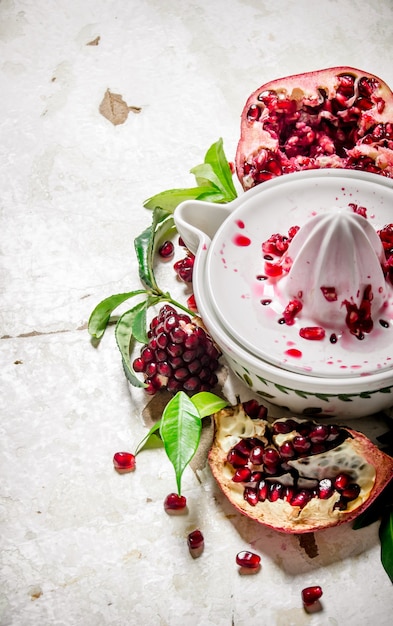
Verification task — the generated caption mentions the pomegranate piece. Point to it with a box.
[164,492,187,514]
[302,585,323,606]
[113,451,136,473]
[132,305,221,395]
[208,404,393,533]
[236,550,261,570]
[158,240,174,258]
[187,529,204,557]
[236,67,393,190]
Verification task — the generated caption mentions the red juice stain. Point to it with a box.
[235,220,245,229]
[285,348,302,358]
[233,234,251,246]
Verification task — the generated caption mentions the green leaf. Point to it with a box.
[143,187,213,213]
[204,137,237,201]
[160,391,202,494]
[190,392,228,418]
[134,421,163,455]
[115,302,148,388]
[132,304,148,344]
[189,163,222,191]
[88,291,146,340]
[379,509,393,583]
[134,208,175,290]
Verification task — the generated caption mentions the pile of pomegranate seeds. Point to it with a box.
[133,304,221,395]
[113,452,136,473]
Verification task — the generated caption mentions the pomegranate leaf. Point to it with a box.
[88,290,146,340]
[115,302,149,388]
[190,391,228,418]
[135,208,175,290]
[134,421,163,455]
[143,187,213,212]
[204,137,237,200]
[160,391,202,494]
[379,509,393,583]
[131,304,148,344]
[143,138,237,213]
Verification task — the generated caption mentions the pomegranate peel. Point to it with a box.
[236,66,393,190]
[208,404,393,533]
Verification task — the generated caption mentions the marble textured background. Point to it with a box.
[1,1,393,624]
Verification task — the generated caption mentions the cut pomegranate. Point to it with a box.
[113,452,136,473]
[302,585,323,606]
[208,403,393,533]
[164,492,187,514]
[236,67,393,190]
[236,550,261,570]
[132,305,221,395]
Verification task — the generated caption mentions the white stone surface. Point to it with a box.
[1,1,393,624]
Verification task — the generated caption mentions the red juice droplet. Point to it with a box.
[235,220,245,229]
[285,348,302,358]
[233,234,251,247]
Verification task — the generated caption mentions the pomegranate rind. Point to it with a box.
[208,406,393,533]
[235,66,393,190]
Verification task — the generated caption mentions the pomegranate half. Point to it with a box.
[208,403,393,533]
[235,66,393,190]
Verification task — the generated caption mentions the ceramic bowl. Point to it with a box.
[174,169,393,418]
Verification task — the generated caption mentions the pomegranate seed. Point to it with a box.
[289,489,313,508]
[318,478,334,499]
[334,473,351,491]
[273,419,296,434]
[309,424,329,442]
[268,482,284,501]
[187,529,204,557]
[186,294,198,312]
[236,551,261,570]
[249,445,264,465]
[263,448,280,467]
[232,467,252,483]
[279,441,295,459]
[113,452,136,473]
[301,585,323,606]
[227,449,249,468]
[292,435,311,454]
[244,487,259,506]
[258,480,269,501]
[164,493,187,514]
[242,399,261,418]
[158,240,174,258]
[299,326,326,340]
[132,357,145,373]
[340,483,360,501]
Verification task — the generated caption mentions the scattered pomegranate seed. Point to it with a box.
[301,585,323,606]
[113,452,136,473]
[158,240,174,258]
[186,294,198,312]
[299,326,326,340]
[187,529,204,557]
[236,550,261,571]
[164,492,187,514]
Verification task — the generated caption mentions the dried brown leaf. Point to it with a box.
[99,89,141,126]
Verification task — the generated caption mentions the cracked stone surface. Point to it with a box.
[1,1,393,625]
